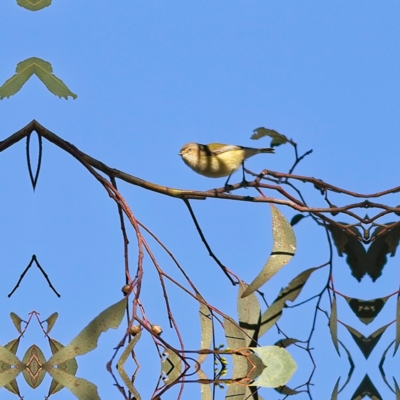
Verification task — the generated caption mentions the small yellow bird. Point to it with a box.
[179,142,274,185]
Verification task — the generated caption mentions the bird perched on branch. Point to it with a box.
[179,142,274,185]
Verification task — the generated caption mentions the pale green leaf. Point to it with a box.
[9,313,23,334]
[251,127,289,147]
[249,346,297,388]
[198,303,213,364]
[242,205,296,298]
[46,297,127,366]
[17,0,52,11]
[238,282,261,346]
[329,296,340,356]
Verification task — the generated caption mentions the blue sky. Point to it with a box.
[1,1,400,399]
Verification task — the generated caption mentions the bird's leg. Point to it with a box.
[241,161,249,187]
[224,171,233,189]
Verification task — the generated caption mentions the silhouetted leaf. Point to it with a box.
[394,377,400,400]
[259,267,320,337]
[329,296,340,356]
[351,374,382,400]
[17,0,52,11]
[45,297,127,366]
[328,224,367,281]
[238,282,261,346]
[379,340,396,394]
[343,295,387,325]
[395,295,400,355]
[0,57,77,100]
[290,214,306,226]
[26,131,42,190]
[343,323,390,359]
[275,385,301,395]
[249,346,297,388]
[251,127,289,147]
[331,377,340,400]
[242,205,296,298]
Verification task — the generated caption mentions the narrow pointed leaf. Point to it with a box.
[197,303,213,364]
[329,296,340,356]
[44,312,59,334]
[117,331,142,400]
[242,205,296,298]
[46,297,127,366]
[26,131,43,190]
[395,295,400,355]
[0,62,34,99]
[290,214,306,226]
[44,367,100,400]
[331,377,340,400]
[238,282,261,346]
[161,349,182,384]
[9,313,24,334]
[259,267,320,337]
[394,377,400,400]
[379,340,396,394]
[0,339,21,395]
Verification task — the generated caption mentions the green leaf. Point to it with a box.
[330,377,340,400]
[251,127,289,147]
[45,297,127,366]
[44,367,100,400]
[47,338,78,397]
[197,303,213,364]
[329,296,340,356]
[238,282,261,346]
[249,346,297,388]
[0,57,77,100]
[44,312,59,334]
[161,349,182,384]
[9,313,24,334]
[0,339,21,395]
[224,318,248,380]
[22,345,46,389]
[258,267,320,337]
[117,331,142,400]
[242,205,296,298]
[17,0,52,11]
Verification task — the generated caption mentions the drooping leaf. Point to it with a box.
[351,374,382,400]
[275,385,301,395]
[329,296,340,356]
[17,0,52,11]
[274,338,300,348]
[0,57,77,100]
[242,205,296,298]
[290,214,306,227]
[251,127,289,147]
[378,340,396,394]
[238,282,261,346]
[0,339,21,395]
[44,367,100,400]
[45,297,127,366]
[198,303,213,364]
[394,377,400,400]
[330,377,340,400]
[249,346,297,388]
[47,338,78,397]
[43,312,59,334]
[9,313,24,334]
[343,323,390,359]
[117,331,142,400]
[197,369,212,400]
[343,295,388,325]
[259,267,320,337]
[161,348,182,384]
[224,317,248,380]
[337,339,355,393]
[328,224,367,281]
[22,345,46,389]
[395,295,400,356]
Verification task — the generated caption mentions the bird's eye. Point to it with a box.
[187,148,191,153]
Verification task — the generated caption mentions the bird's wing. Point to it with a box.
[210,144,241,155]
